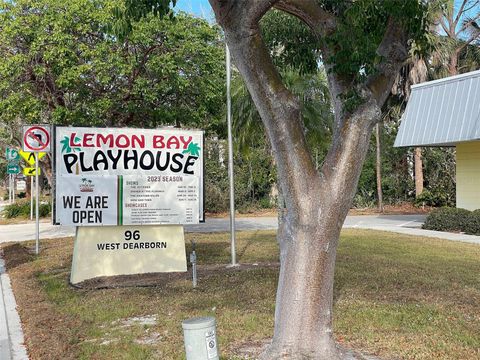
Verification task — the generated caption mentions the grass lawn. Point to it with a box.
[1,229,479,359]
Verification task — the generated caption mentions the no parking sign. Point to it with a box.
[23,125,51,152]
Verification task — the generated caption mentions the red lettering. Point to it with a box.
[83,133,94,147]
[166,136,180,149]
[131,135,145,148]
[97,134,114,147]
[153,135,165,149]
[115,134,130,148]
[180,136,192,149]
[69,133,81,147]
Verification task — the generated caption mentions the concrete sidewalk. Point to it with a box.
[0,253,28,360]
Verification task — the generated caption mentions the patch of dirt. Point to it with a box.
[135,330,162,345]
[111,314,157,327]
[229,340,383,360]
[207,202,430,218]
[349,202,432,215]
[206,209,277,218]
[1,243,35,270]
[75,262,279,289]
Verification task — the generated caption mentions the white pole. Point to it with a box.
[35,153,39,255]
[30,175,34,220]
[9,174,12,204]
[226,44,237,266]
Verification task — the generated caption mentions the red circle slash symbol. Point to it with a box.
[24,126,50,151]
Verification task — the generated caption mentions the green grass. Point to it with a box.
[5,230,480,359]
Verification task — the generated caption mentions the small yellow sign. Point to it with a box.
[23,167,41,176]
[19,149,46,166]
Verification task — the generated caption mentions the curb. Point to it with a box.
[0,253,29,360]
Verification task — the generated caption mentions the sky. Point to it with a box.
[173,0,479,21]
[174,0,213,19]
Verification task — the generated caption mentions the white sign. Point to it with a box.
[23,125,51,152]
[55,127,204,226]
[16,180,27,191]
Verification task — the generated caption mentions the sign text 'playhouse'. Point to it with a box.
[62,132,200,174]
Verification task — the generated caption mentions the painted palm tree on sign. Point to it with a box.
[182,142,201,157]
[60,136,81,154]
[60,136,81,174]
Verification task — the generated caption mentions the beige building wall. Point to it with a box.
[456,141,480,211]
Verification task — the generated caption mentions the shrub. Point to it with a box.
[2,200,51,219]
[464,209,480,235]
[414,190,450,207]
[422,207,471,232]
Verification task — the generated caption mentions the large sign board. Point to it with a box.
[55,127,204,226]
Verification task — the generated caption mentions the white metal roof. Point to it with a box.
[394,69,480,147]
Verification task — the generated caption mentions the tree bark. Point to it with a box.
[375,123,384,212]
[414,147,424,197]
[208,1,410,358]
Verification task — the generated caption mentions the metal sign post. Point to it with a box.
[10,174,15,203]
[30,176,34,220]
[8,174,12,204]
[35,152,39,255]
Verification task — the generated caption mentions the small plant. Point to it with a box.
[414,190,449,207]
[2,200,51,219]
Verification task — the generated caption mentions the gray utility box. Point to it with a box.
[182,317,219,360]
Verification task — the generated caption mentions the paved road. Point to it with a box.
[1,214,480,245]
[0,214,423,242]
[0,215,424,243]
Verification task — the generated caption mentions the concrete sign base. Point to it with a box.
[70,225,187,285]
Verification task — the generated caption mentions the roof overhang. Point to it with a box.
[394,69,480,148]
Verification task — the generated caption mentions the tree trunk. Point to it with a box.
[375,123,384,212]
[406,58,428,200]
[414,147,424,197]
[448,50,459,76]
[208,1,409,358]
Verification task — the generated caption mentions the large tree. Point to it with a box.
[206,1,427,358]
[0,0,225,132]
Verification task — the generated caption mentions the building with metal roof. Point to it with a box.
[395,69,480,210]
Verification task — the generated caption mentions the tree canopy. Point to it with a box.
[0,0,225,136]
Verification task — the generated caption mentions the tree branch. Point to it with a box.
[454,0,469,27]
[209,0,323,217]
[440,18,450,35]
[274,0,337,37]
[209,0,280,30]
[270,0,349,130]
[366,17,409,106]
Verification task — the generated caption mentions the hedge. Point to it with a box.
[2,200,51,219]
[423,207,480,235]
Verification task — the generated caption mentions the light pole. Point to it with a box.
[226,44,237,266]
